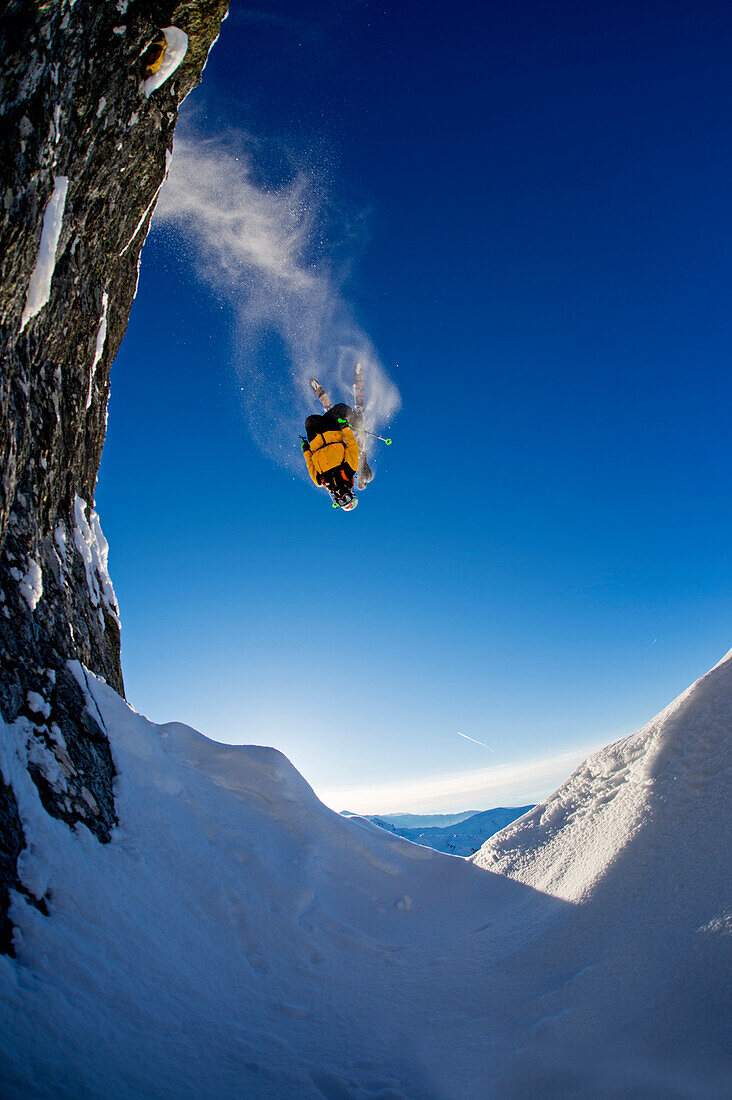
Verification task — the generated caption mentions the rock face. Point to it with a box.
[0,0,229,953]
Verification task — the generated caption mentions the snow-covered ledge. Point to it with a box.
[143,27,189,98]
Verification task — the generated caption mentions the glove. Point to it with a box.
[300,436,310,452]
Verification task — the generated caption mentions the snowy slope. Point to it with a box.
[0,653,730,1097]
[0,674,548,1099]
[474,648,732,1093]
[474,648,732,901]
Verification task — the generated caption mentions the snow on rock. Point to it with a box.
[20,176,68,331]
[142,27,188,98]
[0,654,729,1097]
[0,0,228,941]
[85,291,108,410]
[26,730,67,794]
[10,558,43,611]
[53,522,68,566]
[72,496,119,626]
[26,692,51,721]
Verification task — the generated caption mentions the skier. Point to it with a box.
[301,402,361,511]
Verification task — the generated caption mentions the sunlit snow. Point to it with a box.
[72,496,119,626]
[0,652,729,1096]
[20,176,68,332]
[10,558,43,611]
[142,27,188,98]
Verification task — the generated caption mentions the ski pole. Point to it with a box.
[338,418,392,445]
[361,427,392,445]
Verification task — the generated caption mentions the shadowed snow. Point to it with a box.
[0,653,729,1097]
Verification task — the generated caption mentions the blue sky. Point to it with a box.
[97,1,732,812]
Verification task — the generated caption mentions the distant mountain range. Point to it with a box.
[342,807,535,857]
[341,810,481,829]
[380,811,481,829]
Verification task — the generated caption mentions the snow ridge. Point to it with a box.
[474,649,732,903]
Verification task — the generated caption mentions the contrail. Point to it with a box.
[457,732,493,751]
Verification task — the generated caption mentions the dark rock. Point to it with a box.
[0,776,26,956]
[0,1,229,951]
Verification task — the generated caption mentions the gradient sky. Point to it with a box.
[96,0,732,813]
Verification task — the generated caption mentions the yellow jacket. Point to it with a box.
[304,427,359,486]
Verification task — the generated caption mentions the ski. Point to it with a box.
[353,362,374,487]
[309,377,333,411]
[310,370,372,488]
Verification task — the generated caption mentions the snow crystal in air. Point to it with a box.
[72,496,120,626]
[20,176,68,331]
[86,292,109,409]
[142,27,188,98]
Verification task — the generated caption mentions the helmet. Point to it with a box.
[340,494,358,511]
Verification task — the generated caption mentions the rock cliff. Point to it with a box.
[0,0,229,952]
